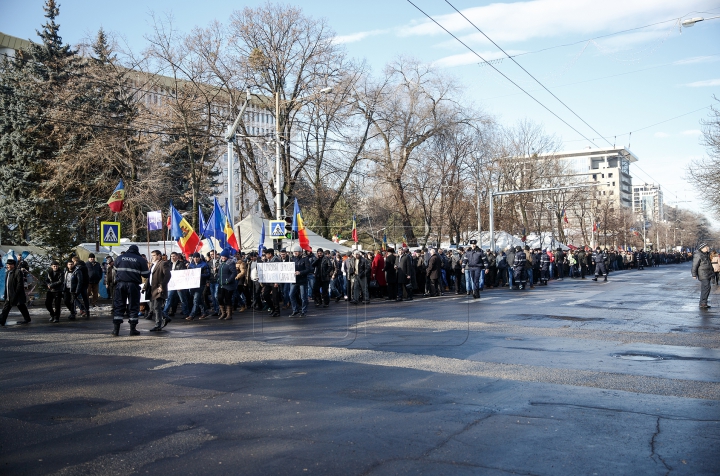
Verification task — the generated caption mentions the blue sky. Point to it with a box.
[2,0,719,220]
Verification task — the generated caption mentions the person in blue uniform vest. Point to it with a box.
[112,245,150,336]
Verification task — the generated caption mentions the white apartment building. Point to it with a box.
[632,183,664,222]
[540,147,638,209]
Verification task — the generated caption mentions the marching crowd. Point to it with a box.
[1,240,694,333]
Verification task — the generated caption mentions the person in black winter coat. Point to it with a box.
[1,259,31,326]
[86,254,103,307]
[62,260,82,320]
[692,243,714,309]
[384,249,398,301]
[72,256,91,317]
[44,261,64,322]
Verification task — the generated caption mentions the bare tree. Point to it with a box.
[368,57,466,245]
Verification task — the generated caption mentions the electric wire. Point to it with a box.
[405,0,600,148]
[444,0,614,149]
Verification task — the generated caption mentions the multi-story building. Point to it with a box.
[546,147,637,210]
[632,183,663,222]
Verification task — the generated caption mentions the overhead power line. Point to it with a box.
[405,0,601,147]
[443,0,614,149]
[563,105,712,144]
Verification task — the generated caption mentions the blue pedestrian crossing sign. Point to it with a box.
[269,220,286,237]
[100,221,121,246]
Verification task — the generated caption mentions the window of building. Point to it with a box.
[592,174,597,180]
[612,182,615,186]
[608,173,613,178]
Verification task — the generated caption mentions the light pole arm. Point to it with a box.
[224,90,252,142]
[225,90,252,224]
[488,183,607,252]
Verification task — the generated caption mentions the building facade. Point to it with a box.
[632,183,664,222]
[548,147,637,210]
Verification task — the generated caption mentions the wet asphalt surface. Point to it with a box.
[1,262,719,475]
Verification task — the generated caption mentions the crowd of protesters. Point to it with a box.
[0,241,694,328]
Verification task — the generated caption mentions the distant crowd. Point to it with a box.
[0,243,693,329]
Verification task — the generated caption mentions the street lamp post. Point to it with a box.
[681,15,720,27]
[489,183,605,251]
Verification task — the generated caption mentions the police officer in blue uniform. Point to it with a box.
[112,245,150,336]
[591,247,608,282]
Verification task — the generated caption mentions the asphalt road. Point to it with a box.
[1,262,719,475]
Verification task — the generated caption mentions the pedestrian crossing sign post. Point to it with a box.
[269,220,286,237]
[100,221,121,247]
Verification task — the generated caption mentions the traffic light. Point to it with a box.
[284,216,295,240]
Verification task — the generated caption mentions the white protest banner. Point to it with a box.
[167,268,202,291]
[139,284,148,303]
[258,262,296,283]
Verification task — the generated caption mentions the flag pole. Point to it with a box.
[146,212,151,258]
[162,211,166,256]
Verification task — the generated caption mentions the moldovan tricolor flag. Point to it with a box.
[107,179,125,212]
[562,209,568,224]
[170,202,201,259]
[592,221,598,232]
[223,199,239,252]
[292,198,310,251]
[351,215,358,243]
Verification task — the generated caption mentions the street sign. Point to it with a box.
[269,220,286,237]
[100,221,121,246]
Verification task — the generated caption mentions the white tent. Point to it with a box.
[237,215,353,254]
[523,233,570,251]
[463,231,525,251]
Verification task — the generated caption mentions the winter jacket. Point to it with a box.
[114,252,150,285]
[384,254,397,283]
[3,268,26,304]
[218,260,238,291]
[86,261,103,284]
[44,268,64,293]
[291,255,312,285]
[426,254,442,280]
[62,268,82,294]
[692,250,714,281]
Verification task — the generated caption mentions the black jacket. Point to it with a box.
[62,268,81,294]
[397,253,412,284]
[384,254,397,283]
[3,268,25,304]
[217,260,238,291]
[291,255,312,285]
[114,252,150,284]
[86,261,103,284]
[45,268,64,293]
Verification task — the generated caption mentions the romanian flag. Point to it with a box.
[292,198,310,251]
[223,199,239,252]
[170,202,201,259]
[562,209,568,224]
[592,221,598,232]
[352,215,357,242]
[107,179,125,212]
